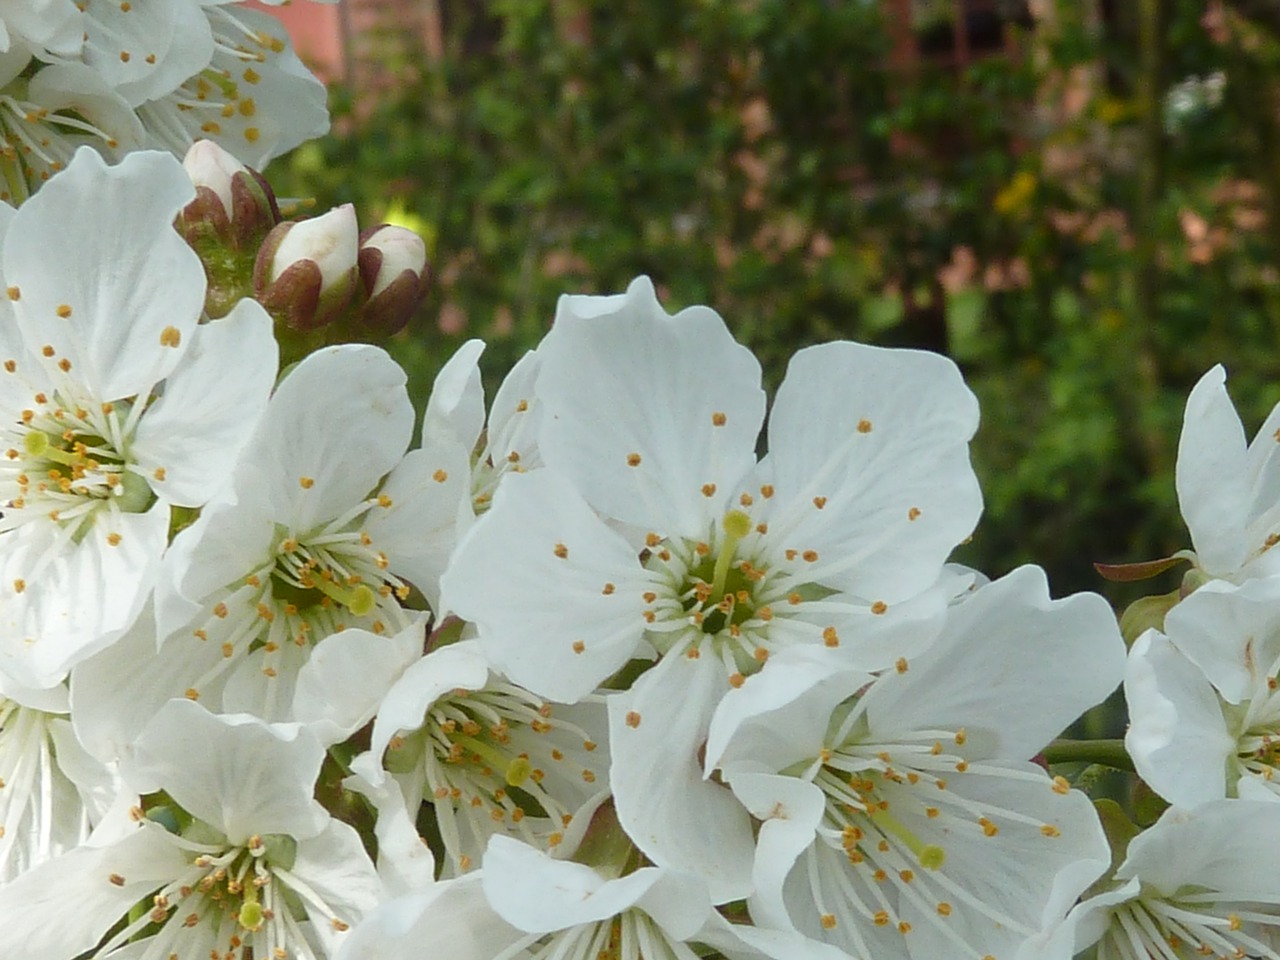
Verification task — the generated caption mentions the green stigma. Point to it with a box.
[722,509,752,540]
[918,844,946,871]
[506,755,533,787]
[866,805,947,870]
[312,577,377,617]
[237,899,264,931]
[22,429,48,457]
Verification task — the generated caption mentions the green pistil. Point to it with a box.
[865,805,946,870]
[310,576,376,617]
[454,734,521,782]
[710,509,752,601]
[237,888,264,931]
[22,431,94,474]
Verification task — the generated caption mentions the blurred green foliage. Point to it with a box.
[271,0,1280,609]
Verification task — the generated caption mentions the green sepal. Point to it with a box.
[1118,589,1180,646]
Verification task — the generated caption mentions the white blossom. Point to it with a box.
[0,147,276,689]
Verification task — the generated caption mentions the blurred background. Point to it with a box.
[254,0,1276,611]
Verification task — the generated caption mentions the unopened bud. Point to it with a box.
[253,204,359,332]
[356,224,431,334]
[178,139,280,250]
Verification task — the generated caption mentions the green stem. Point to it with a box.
[1042,738,1134,773]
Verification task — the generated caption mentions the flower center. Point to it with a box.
[179,497,412,707]
[389,682,602,874]
[93,826,352,959]
[641,507,843,685]
[1,391,153,535]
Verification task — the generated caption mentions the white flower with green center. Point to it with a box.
[0,147,276,690]
[1023,800,1280,960]
[1126,575,1280,807]
[156,343,464,720]
[350,639,608,877]
[703,566,1122,960]
[0,698,382,958]
[444,276,981,699]
[442,276,982,897]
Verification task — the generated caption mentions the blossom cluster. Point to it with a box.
[0,8,1274,958]
[0,0,331,203]
[0,138,1116,960]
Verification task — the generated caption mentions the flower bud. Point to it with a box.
[253,203,359,332]
[178,139,280,250]
[356,224,431,334]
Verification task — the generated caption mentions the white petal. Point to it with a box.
[128,699,328,843]
[4,148,202,400]
[422,337,486,449]
[608,654,755,903]
[483,834,665,932]
[290,819,384,943]
[0,823,187,956]
[861,763,1108,960]
[240,344,413,533]
[860,565,1125,759]
[291,618,425,745]
[1124,630,1234,808]
[363,440,474,611]
[363,640,492,782]
[157,492,275,639]
[763,341,981,601]
[486,348,543,463]
[1121,799,1280,900]
[70,608,226,766]
[706,649,873,775]
[219,638,312,722]
[183,8,329,167]
[1176,365,1252,575]
[726,771,826,932]
[132,299,278,507]
[0,505,167,688]
[332,876,526,960]
[341,771,437,895]
[83,0,212,105]
[1015,878,1142,960]
[442,469,648,703]
[1161,575,1280,703]
[537,275,764,536]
